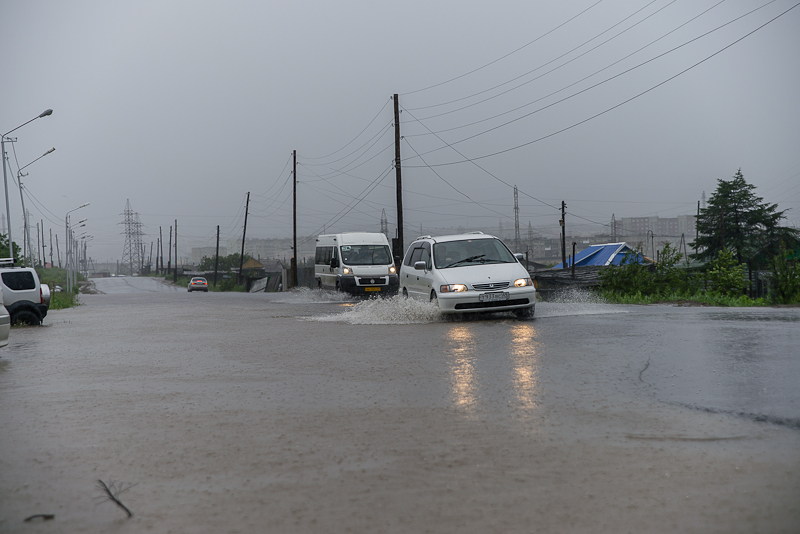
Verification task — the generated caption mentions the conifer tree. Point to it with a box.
[691,169,799,267]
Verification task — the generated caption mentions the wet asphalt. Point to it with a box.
[0,276,798,533]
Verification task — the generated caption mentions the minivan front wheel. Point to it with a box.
[402,288,408,299]
[430,290,439,307]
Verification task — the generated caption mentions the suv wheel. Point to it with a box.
[12,309,40,326]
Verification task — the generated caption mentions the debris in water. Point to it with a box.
[23,514,55,522]
[96,479,137,518]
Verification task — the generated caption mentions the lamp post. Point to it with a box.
[65,203,89,293]
[1,109,53,263]
[17,147,55,265]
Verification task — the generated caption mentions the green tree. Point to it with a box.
[198,252,251,271]
[0,234,22,263]
[691,169,799,267]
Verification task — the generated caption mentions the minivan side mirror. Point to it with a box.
[414,261,427,271]
[514,253,525,261]
[330,258,340,268]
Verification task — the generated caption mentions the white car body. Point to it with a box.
[400,233,535,316]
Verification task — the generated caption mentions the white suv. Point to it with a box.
[399,233,535,317]
[0,264,50,325]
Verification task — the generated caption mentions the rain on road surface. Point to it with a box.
[1,276,798,533]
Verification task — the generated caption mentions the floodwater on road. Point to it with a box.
[1,276,798,533]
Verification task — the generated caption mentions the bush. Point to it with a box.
[768,244,800,304]
[706,248,747,297]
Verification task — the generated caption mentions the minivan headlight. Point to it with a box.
[514,278,533,287]
[440,284,468,293]
[389,266,396,274]
[343,267,351,275]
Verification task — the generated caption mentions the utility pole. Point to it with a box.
[695,201,700,257]
[239,192,250,285]
[214,224,220,288]
[149,241,153,273]
[49,228,53,267]
[159,226,163,274]
[56,234,61,268]
[612,214,618,239]
[292,150,298,288]
[167,226,172,276]
[393,94,404,265]
[560,201,567,269]
[513,185,520,252]
[174,219,178,283]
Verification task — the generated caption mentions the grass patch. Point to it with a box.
[599,290,768,307]
[49,291,79,309]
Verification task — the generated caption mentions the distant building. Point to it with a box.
[192,246,227,265]
[618,215,696,239]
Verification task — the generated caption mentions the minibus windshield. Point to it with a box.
[340,245,392,266]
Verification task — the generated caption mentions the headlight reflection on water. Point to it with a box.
[510,323,540,411]
[446,326,479,410]
[445,322,541,414]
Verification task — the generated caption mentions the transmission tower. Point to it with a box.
[513,185,520,251]
[380,209,388,238]
[120,199,144,275]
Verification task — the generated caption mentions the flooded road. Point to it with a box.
[1,277,798,533]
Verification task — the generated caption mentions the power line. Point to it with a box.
[401,0,607,96]
[405,0,666,112]
[404,0,732,135]
[403,2,800,168]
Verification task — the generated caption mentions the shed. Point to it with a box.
[552,242,646,269]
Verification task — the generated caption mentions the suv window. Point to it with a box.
[2,271,36,291]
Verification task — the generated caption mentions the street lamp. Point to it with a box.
[65,203,89,293]
[1,109,53,264]
[17,147,56,265]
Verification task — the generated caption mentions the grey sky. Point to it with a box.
[2,0,798,263]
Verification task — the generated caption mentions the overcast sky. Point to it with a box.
[2,0,798,264]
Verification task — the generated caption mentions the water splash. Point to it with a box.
[536,288,627,318]
[273,287,356,304]
[311,296,443,324]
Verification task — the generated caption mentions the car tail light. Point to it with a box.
[40,287,44,303]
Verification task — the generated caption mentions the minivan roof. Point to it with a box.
[318,232,390,246]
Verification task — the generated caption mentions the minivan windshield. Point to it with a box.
[433,238,516,269]
[340,244,392,266]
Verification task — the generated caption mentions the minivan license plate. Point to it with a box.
[480,292,508,302]
[364,287,381,292]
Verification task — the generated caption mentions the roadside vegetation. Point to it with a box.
[599,170,800,306]
[36,267,83,309]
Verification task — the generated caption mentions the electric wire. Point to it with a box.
[406,0,666,112]
[404,0,732,136]
[401,0,606,96]
[300,99,392,160]
[403,2,800,168]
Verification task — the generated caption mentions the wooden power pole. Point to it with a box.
[238,192,250,285]
[292,150,298,288]
[214,224,220,288]
[393,94,404,264]
[173,219,178,282]
[561,201,567,269]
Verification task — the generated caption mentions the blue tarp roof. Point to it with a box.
[553,242,645,268]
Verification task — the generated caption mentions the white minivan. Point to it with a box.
[314,233,399,296]
[399,232,535,317]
